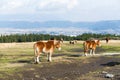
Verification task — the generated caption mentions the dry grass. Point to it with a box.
[101,40,120,46]
[0,40,119,80]
[0,40,119,67]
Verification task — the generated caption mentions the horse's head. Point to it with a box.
[96,40,101,47]
[54,40,61,51]
[60,38,64,43]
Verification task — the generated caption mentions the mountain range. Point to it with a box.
[0,20,120,36]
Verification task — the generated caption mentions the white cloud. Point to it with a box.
[36,0,78,11]
[0,0,24,14]
[0,0,120,21]
[79,0,120,11]
[67,0,78,10]
[0,0,78,14]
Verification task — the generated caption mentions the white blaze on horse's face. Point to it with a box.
[54,40,62,51]
[56,43,61,51]
[98,44,101,47]
[56,42,61,51]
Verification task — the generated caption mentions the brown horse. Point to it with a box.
[33,40,61,63]
[83,40,101,56]
[105,37,110,43]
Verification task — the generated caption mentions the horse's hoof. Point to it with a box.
[34,62,40,64]
[84,54,87,56]
[47,60,52,62]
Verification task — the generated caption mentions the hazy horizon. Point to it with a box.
[0,0,120,35]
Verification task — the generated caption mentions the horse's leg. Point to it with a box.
[34,47,38,64]
[36,55,40,63]
[34,57,37,63]
[83,42,89,56]
[84,50,88,56]
[90,49,92,55]
[47,52,52,62]
[85,53,88,56]
[34,56,39,64]
[34,47,41,64]
[84,47,87,56]
[34,54,40,64]
[92,49,95,55]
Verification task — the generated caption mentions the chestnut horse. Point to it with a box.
[83,40,101,56]
[33,40,61,63]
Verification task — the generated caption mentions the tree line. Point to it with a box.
[0,33,119,43]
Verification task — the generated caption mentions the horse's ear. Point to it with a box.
[98,39,101,42]
[58,40,63,44]
[96,39,99,41]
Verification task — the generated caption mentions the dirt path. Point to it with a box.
[3,55,119,80]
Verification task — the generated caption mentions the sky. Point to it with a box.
[0,0,120,22]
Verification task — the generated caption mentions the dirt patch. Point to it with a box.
[1,55,119,80]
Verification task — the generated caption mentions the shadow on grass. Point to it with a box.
[68,54,82,57]
[53,54,67,57]
[11,59,33,64]
[53,53,82,58]
[17,60,31,63]
[69,47,105,54]
[101,62,120,67]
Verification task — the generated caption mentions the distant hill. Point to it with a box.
[0,20,120,35]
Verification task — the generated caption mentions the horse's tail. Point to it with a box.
[33,43,38,56]
[83,41,87,52]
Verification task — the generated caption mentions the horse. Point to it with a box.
[33,40,61,64]
[69,41,75,44]
[105,37,110,43]
[60,38,64,43]
[69,40,77,44]
[83,40,101,56]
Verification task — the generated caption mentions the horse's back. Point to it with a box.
[34,41,45,48]
[34,40,55,52]
[45,40,54,50]
[83,40,96,49]
[34,41,46,52]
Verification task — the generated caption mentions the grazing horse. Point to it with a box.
[83,40,101,56]
[33,40,61,63]
[69,40,77,44]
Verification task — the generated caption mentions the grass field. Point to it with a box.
[0,40,120,80]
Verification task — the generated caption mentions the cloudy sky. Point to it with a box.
[0,0,120,22]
